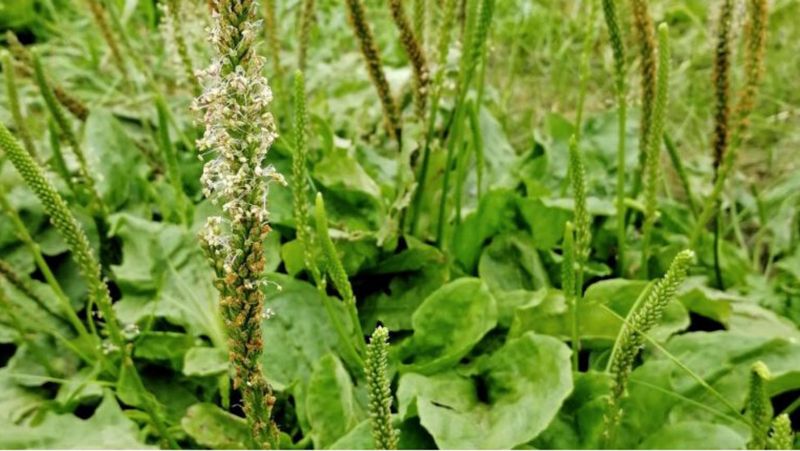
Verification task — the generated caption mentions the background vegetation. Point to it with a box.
[0,0,799,449]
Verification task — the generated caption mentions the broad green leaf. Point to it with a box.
[306,354,364,449]
[509,280,690,348]
[260,274,347,390]
[656,332,800,425]
[83,111,148,209]
[312,146,385,231]
[677,279,737,325]
[398,333,573,449]
[0,368,44,423]
[0,392,153,449]
[479,232,548,292]
[400,278,497,374]
[181,403,250,450]
[361,240,448,331]
[133,332,195,368]
[183,347,228,377]
[637,422,746,449]
[452,190,521,273]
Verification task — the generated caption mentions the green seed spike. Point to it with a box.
[768,414,795,450]
[562,222,579,370]
[641,23,670,278]
[262,0,284,83]
[747,361,772,450]
[315,193,367,356]
[601,0,629,276]
[711,0,734,176]
[413,0,425,48]
[345,0,402,142]
[366,326,399,450]
[297,0,316,71]
[0,121,123,347]
[5,31,89,122]
[568,135,590,266]
[388,0,430,120]
[604,249,694,446]
[2,52,38,161]
[735,0,769,137]
[164,0,201,96]
[86,0,130,86]
[31,51,106,219]
[629,0,657,198]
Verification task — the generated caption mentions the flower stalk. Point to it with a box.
[641,23,670,278]
[601,0,628,276]
[194,1,284,447]
[366,326,399,450]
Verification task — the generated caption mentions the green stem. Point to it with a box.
[663,133,697,217]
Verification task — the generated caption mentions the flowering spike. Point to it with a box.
[344,0,401,141]
[297,0,316,71]
[630,0,657,197]
[0,121,122,347]
[2,52,38,161]
[194,0,284,447]
[388,0,430,120]
[604,249,694,445]
[315,193,367,356]
[366,326,399,450]
[160,0,202,95]
[562,222,579,370]
[5,31,89,121]
[747,361,772,450]
[769,414,795,450]
[31,51,106,218]
[711,0,734,176]
[569,135,590,265]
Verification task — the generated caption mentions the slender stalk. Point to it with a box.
[467,100,484,200]
[640,23,670,279]
[663,133,697,217]
[601,0,628,276]
[162,0,202,96]
[562,222,579,370]
[408,0,458,235]
[155,100,188,225]
[574,0,597,140]
[628,0,657,200]
[2,52,38,161]
[315,193,368,357]
[292,72,364,371]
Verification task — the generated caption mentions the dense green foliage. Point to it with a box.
[0,0,798,449]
